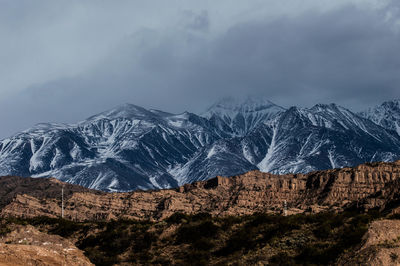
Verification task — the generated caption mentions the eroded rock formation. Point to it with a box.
[1,160,400,221]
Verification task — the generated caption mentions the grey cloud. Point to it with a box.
[1,2,400,138]
[181,10,210,32]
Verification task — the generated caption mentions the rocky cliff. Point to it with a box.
[1,160,400,221]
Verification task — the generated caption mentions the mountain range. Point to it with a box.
[1,97,400,191]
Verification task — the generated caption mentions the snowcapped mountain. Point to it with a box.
[253,104,400,174]
[1,98,400,191]
[0,104,220,191]
[359,100,400,136]
[203,97,285,137]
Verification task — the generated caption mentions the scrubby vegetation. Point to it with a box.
[0,210,383,265]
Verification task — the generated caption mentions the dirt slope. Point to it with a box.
[338,219,400,265]
[0,225,92,266]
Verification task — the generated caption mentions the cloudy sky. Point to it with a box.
[0,0,399,138]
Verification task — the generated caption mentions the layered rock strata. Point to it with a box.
[1,160,400,221]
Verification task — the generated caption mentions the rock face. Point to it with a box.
[0,176,103,210]
[0,225,93,266]
[338,219,400,265]
[1,97,400,192]
[1,161,400,221]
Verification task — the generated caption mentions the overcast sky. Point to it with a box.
[0,0,399,138]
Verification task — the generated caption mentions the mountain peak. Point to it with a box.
[362,99,400,114]
[85,103,156,121]
[203,96,285,118]
[359,99,400,136]
[209,96,281,110]
[200,96,285,136]
[381,99,400,110]
[312,103,337,108]
[309,103,341,112]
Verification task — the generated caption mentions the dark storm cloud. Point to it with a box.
[1,1,400,138]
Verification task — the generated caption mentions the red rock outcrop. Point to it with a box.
[1,160,400,221]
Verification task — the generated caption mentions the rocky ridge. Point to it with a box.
[1,160,400,221]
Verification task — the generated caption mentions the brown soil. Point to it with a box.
[0,225,92,266]
[338,219,400,265]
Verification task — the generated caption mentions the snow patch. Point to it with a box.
[50,148,63,168]
[30,154,45,172]
[149,176,162,189]
[167,163,190,186]
[168,119,184,128]
[70,143,81,160]
[257,126,278,172]
[328,149,336,169]
[89,172,110,189]
[207,146,217,159]
[242,143,255,164]
[107,178,120,191]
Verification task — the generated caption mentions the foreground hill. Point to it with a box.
[0,224,93,266]
[1,210,400,265]
[1,98,400,191]
[2,160,400,221]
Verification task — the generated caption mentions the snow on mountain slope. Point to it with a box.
[170,139,257,185]
[359,100,400,136]
[0,104,219,191]
[253,104,400,174]
[202,96,285,137]
[1,99,400,191]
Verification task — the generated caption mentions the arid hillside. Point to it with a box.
[0,223,93,266]
[1,160,400,221]
[2,211,400,265]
